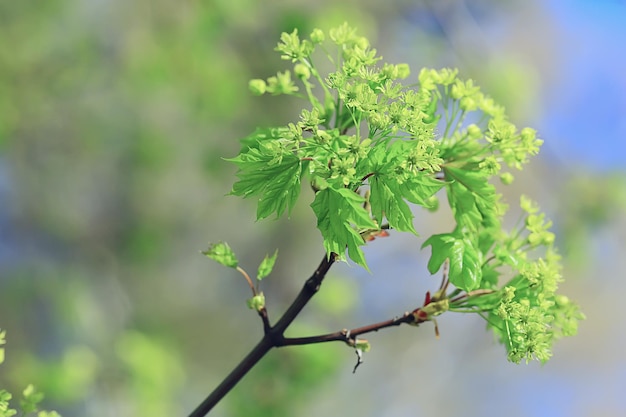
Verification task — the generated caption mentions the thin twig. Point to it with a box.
[280,311,425,346]
[236,266,256,296]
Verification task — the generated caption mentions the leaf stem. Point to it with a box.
[236,266,256,296]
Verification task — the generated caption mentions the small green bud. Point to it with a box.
[266,71,299,95]
[451,83,463,100]
[520,195,539,214]
[467,124,482,139]
[542,232,555,245]
[496,304,508,320]
[425,195,439,212]
[500,172,514,185]
[310,28,325,44]
[478,156,501,174]
[247,293,265,311]
[354,339,371,352]
[502,286,516,302]
[294,63,311,80]
[421,298,449,317]
[355,36,369,50]
[438,68,458,85]
[460,96,477,111]
[479,96,505,118]
[527,232,542,247]
[311,176,329,191]
[520,127,537,143]
[368,112,389,130]
[554,295,570,307]
[248,79,266,96]
[418,68,436,90]
[396,63,410,79]
[315,130,331,144]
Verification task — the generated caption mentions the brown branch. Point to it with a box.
[280,310,427,347]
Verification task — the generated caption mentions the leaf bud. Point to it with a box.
[354,339,371,352]
[247,293,266,311]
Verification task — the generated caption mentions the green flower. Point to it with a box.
[266,71,299,95]
[310,28,325,44]
[275,29,313,62]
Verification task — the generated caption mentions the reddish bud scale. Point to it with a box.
[415,309,428,321]
[364,230,390,242]
[423,291,432,305]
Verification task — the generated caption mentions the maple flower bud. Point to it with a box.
[248,79,266,96]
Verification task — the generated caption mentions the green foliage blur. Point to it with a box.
[0,1,377,415]
[1,1,624,416]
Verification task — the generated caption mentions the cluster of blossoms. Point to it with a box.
[232,23,582,363]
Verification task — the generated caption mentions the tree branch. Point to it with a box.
[280,310,427,346]
[188,252,337,417]
[188,336,273,417]
[272,253,337,334]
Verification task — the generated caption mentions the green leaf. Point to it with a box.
[365,141,444,232]
[370,175,416,233]
[422,233,483,291]
[257,250,278,280]
[444,166,499,230]
[202,242,238,268]
[449,237,482,291]
[398,173,445,207]
[238,127,283,151]
[228,141,302,220]
[480,264,500,290]
[311,187,378,268]
[422,233,455,274]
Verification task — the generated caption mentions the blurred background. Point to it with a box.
[1,0,625,416]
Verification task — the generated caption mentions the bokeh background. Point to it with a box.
[1,0,625,416]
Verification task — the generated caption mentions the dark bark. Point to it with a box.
[188,253,336,416]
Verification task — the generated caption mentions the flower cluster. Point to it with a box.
[231,23,583,363]
[450,196,584,363]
